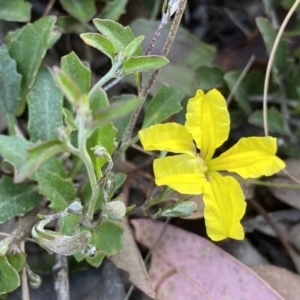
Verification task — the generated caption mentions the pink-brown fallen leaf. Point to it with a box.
[251,264,300,300]
[132,219,283,300]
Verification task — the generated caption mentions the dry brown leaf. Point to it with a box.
[251,264,300,300]
[109,219,156,299]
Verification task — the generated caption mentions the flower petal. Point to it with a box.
[208,137,286,178]
[139,123,196,155]
[203,172,246,241]
[185,89,230,161]
[153,154,207,194]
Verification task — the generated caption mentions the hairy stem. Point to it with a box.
[77,116,99,222]
[88,60,123,100]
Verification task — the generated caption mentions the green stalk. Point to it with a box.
[77,116,99,222]
[88,60,123,100]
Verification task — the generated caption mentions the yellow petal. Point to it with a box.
[153,154,207,194]
[185,89,230,161]
[138,123,196,155]
[208,137,286,178]
[203,172,246,241]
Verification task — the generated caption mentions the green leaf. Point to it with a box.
[61,213,81,236]
[49,27,62,49]
[248,107,287,135]
[87,123,117,178]
[89,88,109,114]
[114,173,127,190]
[15,140,68,183]
[195,66,225,90]
[6,253,26,273]
[0,176,42,223]
[92,221,123,255]
[86,251,105,268]
[80,33,116,61]
[110,95,135,142]
[0,0,31,22]
[93,19,136,53]
[126,63,196,96]
[0,254,20,294]
[142,85,184,128]
[98,0,128,21]
[57,16,80,33]
[92,97,140,129]
[122,56,169,75]
[0,135,32,169]
[130,19,216,69]
[59,0,96,22]
[61,52,91,94]
[36,169,77,212]
[123,35,144,59]
[40,157,68,179]
[54,68,83,106]
[224,71,252,114]
[28,66,63,142]
[256,17,290,73]
[0,44,21,132]
[8,16,57,107]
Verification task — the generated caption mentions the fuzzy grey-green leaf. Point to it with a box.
[8,16,56,104]
[15,140,68,183]
[80,33,116,61]
[0,44,21,130]
[36,169,77,212]
[93,19,136,53]
[98,0,128,21]
[93,221,123,255]
[54,68,83,106]
[122,56,169,75]
[59,0,96,22]
[142,85,184,128]
[28,66,63,142]
[0,0,31,22]
[0,255,20,294]
[61,52,91,94]
[0,135,32,169]
[0,176,42,223]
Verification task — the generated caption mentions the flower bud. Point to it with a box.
[102,201,126,221]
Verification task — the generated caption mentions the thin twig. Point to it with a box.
[53,219,70,300]
[43,0,56,17]
[263,0,300,136]
[21,239,30,300]
[224,8,252,37]
[248,198,300,273]
[226,55,256,105]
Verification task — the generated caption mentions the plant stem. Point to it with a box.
[88,60,123,100]
[77,116,99,222]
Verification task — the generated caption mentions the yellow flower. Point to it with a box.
[138,89,285,241]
